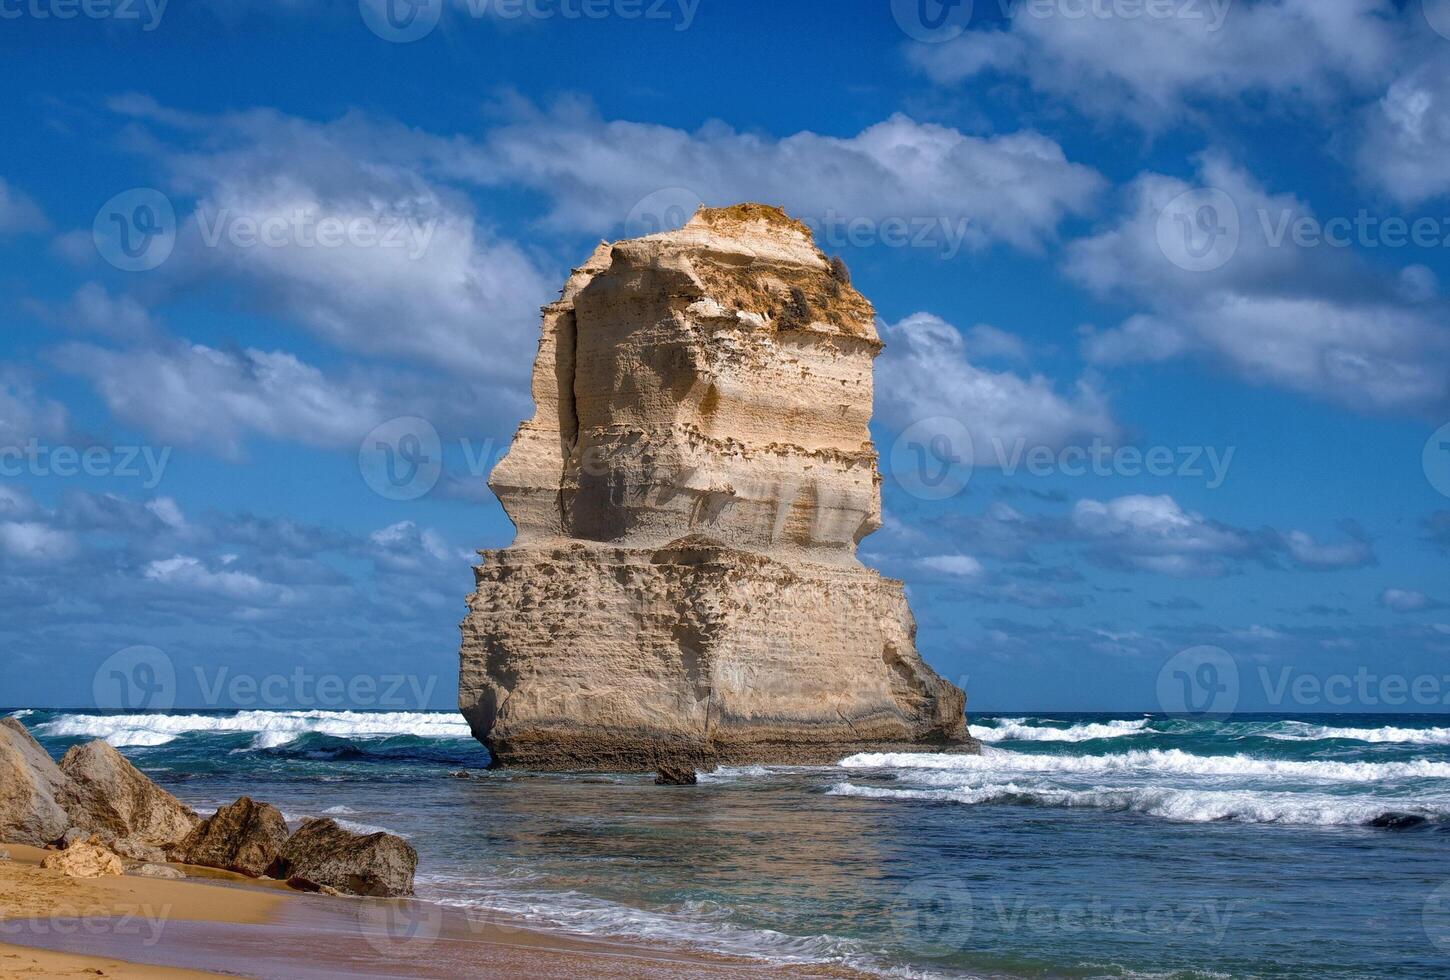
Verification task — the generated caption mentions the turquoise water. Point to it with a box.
[13,708,1450,978]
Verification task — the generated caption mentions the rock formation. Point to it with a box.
[460,204,971,771]
[0,717,73,846]
[176,796,288,878]
[58,740,199,853]
[279,818,418,897]
[40,836,124,878]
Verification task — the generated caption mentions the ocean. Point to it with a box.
[12,707,1450,978]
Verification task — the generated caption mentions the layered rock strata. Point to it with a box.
[460,204,971,770]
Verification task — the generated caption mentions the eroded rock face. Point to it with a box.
[279,818,417,897]
[461,205,971,771]
[0,717,73,846]
[176,796,288,877]
[59,740,199,852]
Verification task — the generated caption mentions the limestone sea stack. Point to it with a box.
[460,204,972,771]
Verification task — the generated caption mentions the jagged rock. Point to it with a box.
[40,836,124,878]
[59,740,199,852]
[130,862,185,879]
[654,766,697,785]
[460,204,972,770]
[0,717,74,846]
[175,796,288,878]
[278,818,416,897]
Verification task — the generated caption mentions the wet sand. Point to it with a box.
[0,843,863,978]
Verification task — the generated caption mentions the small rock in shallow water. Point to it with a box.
[1368,812,1428,830]
[176,796,288,877]
[449,771,471,779]
[130,863,184,879]
[654,766,697,786]
[279,818,416,897]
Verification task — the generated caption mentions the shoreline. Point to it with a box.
[0,843,871,979]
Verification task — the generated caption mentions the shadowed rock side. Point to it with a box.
[460,204,972,770]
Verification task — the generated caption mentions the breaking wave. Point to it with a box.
[840,748,1450,782]
[827,781,1450,827]
[33,710,473,749]
[971,717,1153,743]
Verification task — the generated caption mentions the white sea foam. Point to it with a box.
[1263,722,1450,745]
[34,710,472,748]
[971,718,1153,743]
[827,781,1449,827]
[840,748,1450,783]
[418,882,942,978]
[7,709,34,719]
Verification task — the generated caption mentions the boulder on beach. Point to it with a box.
[279,818,417,897]
[176,796,289,877]
[40,836,125,878]
[59,739,200,852]
[0,717,74,846]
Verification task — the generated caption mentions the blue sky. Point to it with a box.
[2,0,1449,713]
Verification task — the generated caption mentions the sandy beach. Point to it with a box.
[0,843,864,979]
